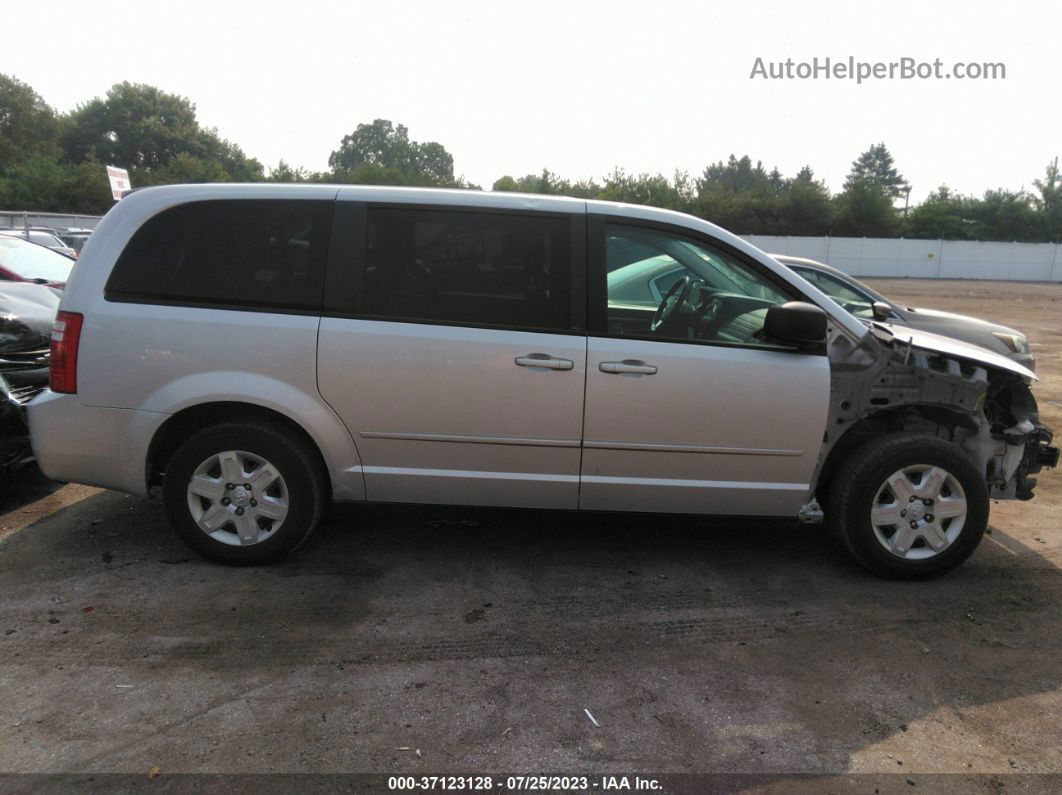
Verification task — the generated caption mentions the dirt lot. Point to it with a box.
[1,280,1061,792]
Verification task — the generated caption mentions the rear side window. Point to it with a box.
[106,200,333,311]
[360,208,571,331]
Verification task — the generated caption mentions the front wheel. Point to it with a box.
[827,433,989,579]
[162,420,327,565]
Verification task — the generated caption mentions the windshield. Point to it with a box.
[0,236,75,282]
[28,231,65,248]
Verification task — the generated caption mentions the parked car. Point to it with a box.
[28,185,1057,578]
[0,234,76,287]
[57,228,93,254]
[0,373,32,471]
[0,228,78,259]
[772,255,1035,370]
[0,282,58,470]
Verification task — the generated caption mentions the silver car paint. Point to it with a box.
[580,336,830,515]
[28,183,1028,515]
[31,184,365,500]
[317,319,586,508]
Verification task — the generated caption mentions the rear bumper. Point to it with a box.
[27,390,166,497]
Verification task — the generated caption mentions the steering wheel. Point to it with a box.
[651,274,694,334]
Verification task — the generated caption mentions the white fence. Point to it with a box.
[0,211,103,231]
[743,235,1062,282]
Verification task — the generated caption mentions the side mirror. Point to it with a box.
[872,301,894,321]
[764,301,828,346]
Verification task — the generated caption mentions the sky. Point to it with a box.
[5,0,1060,202]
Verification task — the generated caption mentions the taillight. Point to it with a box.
[49,311,83,394]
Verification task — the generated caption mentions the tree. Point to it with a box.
[832,144,908,235]
[693,156,781,232]
[775,166,832,235]
[61,82,262,184]
[0,154,112,214]
[493,169,562,194]
[328,119,462,187]
[598,168,691,211]
[698,155,773,195]
[833,179,900,236]
[971,189,1041,242]
[844,143,909,199]
[0,74,60,174]
[491,169,601,197]
[266,160,328,183]
[1032,157,1062,241]
[903,186,974,239]
[492,175,519,192]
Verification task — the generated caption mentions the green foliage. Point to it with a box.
[774,166,832,235]
[973,189,1041,242]
[833,179,900,237]
[0,75,60,174]
[904,186,974,239]
[492,175,520,192]
[1032,158,1062,241]
[0,154,112,214]
[693,156,781,232]
[844,142,908,198]
[328,119,469,187]
[60,82,263,185]
[904,185,1045,242]
[831,143,909,236]
[492,170,599,197]
[266,160,328,183]
[600,168,692,209]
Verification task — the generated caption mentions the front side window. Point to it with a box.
[361,208,571,331]
[107,200,333,311]
[604,224,791,346]
[794,268,874,318]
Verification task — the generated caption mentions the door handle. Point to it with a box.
[515,353,574,371]
[600,360,658,375]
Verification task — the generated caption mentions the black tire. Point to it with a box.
[162,420,327,565]
[827,432,989,579]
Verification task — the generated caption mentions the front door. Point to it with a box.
[579,219,830,516]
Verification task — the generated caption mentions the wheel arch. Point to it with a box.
[814,403,979,506]
[146,400,363,501]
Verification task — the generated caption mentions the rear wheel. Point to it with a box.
[162,420,326,565]
[827,433,988,579]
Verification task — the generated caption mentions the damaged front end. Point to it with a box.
[815,321,1058,507]
[977,373,1058,499]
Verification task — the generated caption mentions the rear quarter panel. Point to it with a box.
[60,186,365,500]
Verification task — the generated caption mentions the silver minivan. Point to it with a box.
[28,185,1058,578]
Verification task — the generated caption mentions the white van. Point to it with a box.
[28,184,1057,577]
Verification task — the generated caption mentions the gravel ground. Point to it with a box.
[1,279,1060,792]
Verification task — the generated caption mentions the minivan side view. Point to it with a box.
[28,185,1058,578]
